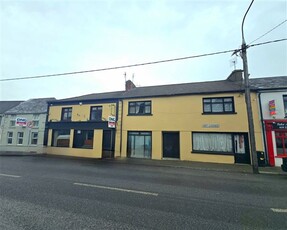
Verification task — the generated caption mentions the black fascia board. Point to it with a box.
[47,121,110,130]
[120,89,247,100]
[48,98,119,106]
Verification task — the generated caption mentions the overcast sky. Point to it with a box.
[0,0,286,101]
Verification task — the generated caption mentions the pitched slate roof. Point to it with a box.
[249,76,287,90]
[5,98,56,114]
[0,101,23,114]
[121,79,246,99]
[54,91,124,103]
[51,72,287,104]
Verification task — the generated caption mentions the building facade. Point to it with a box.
[46,92,122,158]
[0,98,55,154]
[0,101,23,143]
[257,90,287,167]
[45,70,274,165]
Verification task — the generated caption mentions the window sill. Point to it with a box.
[127,114,153,116]
[202,112,237,115]
[191,150,234,156]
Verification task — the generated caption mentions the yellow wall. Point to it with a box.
[119,93,264,163]
[46,129,103,158]
[48,103,116,122]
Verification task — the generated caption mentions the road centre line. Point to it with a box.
[271,208,287,213]
[74,182,159,196]
[0,173,21,178]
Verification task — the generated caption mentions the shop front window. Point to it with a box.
[275,131,287,155]
[73,130,94,149]
[52,129,70,147]
[127,131,152,158]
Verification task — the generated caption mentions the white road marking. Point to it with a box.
[0,173,21,178]
[271,208,287,213]
[74,182,159,196]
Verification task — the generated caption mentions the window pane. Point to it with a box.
[127,131,151,158]
[193,133,232,152]
[212,103,223,112]
[212,98,223,103]
[224,103,233,112]
[52,130,70,147]
[204,104,211,112]
[73,130,94,149]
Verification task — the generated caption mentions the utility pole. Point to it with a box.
[241,0,259,174]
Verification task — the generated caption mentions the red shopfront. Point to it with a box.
[264,120,287,166]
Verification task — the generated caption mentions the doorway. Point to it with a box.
[102,130,115,158]
[163,132,180,159]
[234,134,250,164]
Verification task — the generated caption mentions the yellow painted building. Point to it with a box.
[46,70,265,165]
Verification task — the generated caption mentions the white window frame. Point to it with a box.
[31,132,38,145]
[17,132,24,145]
[7,132,13,144]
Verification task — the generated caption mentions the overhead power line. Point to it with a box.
[248,19,287,45]
[0,38,286,82]
[0,49,237,82]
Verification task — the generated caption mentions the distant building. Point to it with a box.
[0,101,24,142]
[0,98,55,154]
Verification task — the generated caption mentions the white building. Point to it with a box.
[252,77,287,167]
[0,98,55,154]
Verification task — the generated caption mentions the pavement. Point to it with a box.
[0,151,285,175]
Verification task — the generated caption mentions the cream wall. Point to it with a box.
[120,93,264,163]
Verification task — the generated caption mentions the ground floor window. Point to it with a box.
[17,132,24,145]
[52,129,70,147]
[73,130,94,149]
[192,132,233,154]
[275,131,287,155]
[31,132,38,145]
[127,131,152,158]
[7,132,13,144]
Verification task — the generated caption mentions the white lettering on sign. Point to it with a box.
[16,117,27,127]
[108,116,116,128]
[202,124,220,128]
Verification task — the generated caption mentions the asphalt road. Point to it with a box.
[0,155,286,230]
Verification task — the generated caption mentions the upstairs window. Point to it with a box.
[90,106,102,121]
[283,95,287,118]
[61,107,72,121]
[31,132,38,145]
[203,97,235,114]
[9,115,16,127]
[7,132,13,144]
[128,101,151,115]
[33,114,40,127]
[17,132,24,145]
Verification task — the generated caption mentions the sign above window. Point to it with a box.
[16,117,27,127]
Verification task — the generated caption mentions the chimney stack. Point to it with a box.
[125,80,136,91]
[227,69,243,82]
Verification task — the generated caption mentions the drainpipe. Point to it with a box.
[119,100,124,157]
[258,92,269,165]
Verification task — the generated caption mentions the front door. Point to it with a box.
[163,132,180,159]
[234,134,251,164]
[102,130,115,158]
